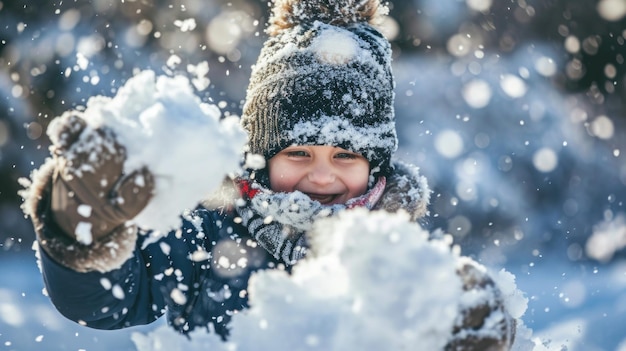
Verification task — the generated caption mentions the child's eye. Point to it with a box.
[335,152,358,159]
[286,150,309,157]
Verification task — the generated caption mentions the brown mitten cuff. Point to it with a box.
[20,158,138,273]
[445,257,516,351]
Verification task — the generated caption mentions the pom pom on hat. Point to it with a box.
[267,0,388,35]
[242,0,397,178]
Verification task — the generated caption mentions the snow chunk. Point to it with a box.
[99,278,112,290]
[76,204,92,218]
[79,70,246,233]
[74,222,93,245]
[112,285,125,300]
[170,288,187,305]
[174,18,197,32]
[493,269,528,319]
[134,209,530,350]
[187,61,210,91]
[243,153,266,170]
[76,53,89,70]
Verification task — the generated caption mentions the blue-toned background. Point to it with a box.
[1,0,625,350]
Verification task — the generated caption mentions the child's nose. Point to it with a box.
[307,163,336,185]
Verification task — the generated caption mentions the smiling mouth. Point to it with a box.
[306,193,339,204]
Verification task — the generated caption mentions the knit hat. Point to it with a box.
[241,0,398,177]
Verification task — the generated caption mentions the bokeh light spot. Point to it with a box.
[435,129,464,159]
[462,79,492,108]
[532,147,558,173]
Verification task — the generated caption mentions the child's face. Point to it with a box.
[268,145,370,205]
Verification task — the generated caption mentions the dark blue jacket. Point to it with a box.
[39,207,279,339]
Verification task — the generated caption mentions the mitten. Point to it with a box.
[49,112,154,245]
[445,258,516,351]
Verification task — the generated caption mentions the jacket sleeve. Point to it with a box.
[38,243,161,329]
[36,209,224,331]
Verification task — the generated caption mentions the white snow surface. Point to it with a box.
[130,208,540,351]
[309,27,359,64]
[77,69,246,233]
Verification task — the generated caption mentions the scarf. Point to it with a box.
[234,177,386,265]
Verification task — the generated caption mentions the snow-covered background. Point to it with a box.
[1,0,625,350]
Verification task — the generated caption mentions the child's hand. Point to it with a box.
[447,259,516,350]
[49,112,154,245]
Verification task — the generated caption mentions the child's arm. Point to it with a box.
[20,113,163,327]
[34,206,263,335]
[20,112,259,335]
[37,241,161,329]
[35,215,214,331]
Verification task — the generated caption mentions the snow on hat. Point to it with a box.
[241,0,398,176]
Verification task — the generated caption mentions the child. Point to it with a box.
[20,0,515,349]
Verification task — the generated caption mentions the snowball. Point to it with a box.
[79,70,246,233]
